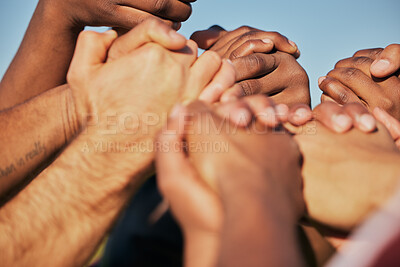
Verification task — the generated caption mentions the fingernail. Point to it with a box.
[104,30,117,37]
[332,114,352,132]
[358,114,376,132]
[234,108,252,125]
[371,59,390,72]
[288,40,298,50]
[295,107,309,120]
[276,104,289,117]
[262,38,273,44]
[261,106,277,124]
[170,104,182,118]
[318,76,327,86]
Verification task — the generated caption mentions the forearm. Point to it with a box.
[0,1,81,110]
[0,133,150,267]
[0,84,79,200]
[219,182,305,267]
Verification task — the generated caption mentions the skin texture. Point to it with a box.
[157,99,305,267]
[295,121,400,232]
[191,26,310,106]
[0,20,234,266]
[319,44,400,120]
[0,85,78,201]
[0,0,194,110]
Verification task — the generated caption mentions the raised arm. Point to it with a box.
[0,0,194,110]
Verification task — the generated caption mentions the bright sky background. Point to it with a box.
[1,0,399,106]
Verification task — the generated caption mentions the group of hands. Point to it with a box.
[38,0,400,263]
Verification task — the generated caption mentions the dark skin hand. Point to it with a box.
[191,26,310,106]
[319,44,400,120]
[0,0,194,110]
[157,99,305,267]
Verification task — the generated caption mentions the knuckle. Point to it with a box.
[386,43,400,53]
[245,54,265,73]
[338,90,350,104]
[341,68,360,80]
[206,51,222,66]
[353,56,373,67]
[380,97,395,112]
[240,81,255,96]
[236,26,253,34]
[152,0,171,15]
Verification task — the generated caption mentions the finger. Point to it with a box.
[353,48,383,59]
[70,30,118,69]
[326,67,381,103]
[313,102,353,133]
[111,6,181,30]
[170,39,198,69]
[232,53,280,81]
[108,18,187,61]
[199,59,236,103]
[334,56,374,77]
[205,26,257,52]
[370,44,400,78]
[373,107,400,143]
[220,84,246,103]
[214,100,254,127]
[318,76,361,105]
[119,0,192,22]
[229,39,274,60]
[287,104,313,126]
[270,85,311,107]
[343,103,376,132]
[241,95,279,127]
[190,25,227,50]
[224,30,299,59]
[184,51,222,101]
[321,93,337,103]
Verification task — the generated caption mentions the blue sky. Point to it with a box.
[1,0,399,106]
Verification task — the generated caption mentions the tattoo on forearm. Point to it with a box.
[0,142,46,178]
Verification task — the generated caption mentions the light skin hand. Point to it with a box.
[373,107,400,149]
[295,120,400,232]
[0,0,194,110]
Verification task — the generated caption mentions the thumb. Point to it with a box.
[71,30,117,68]
[373,107,400,145]
[370,44,400,78]
[190,25,226,50]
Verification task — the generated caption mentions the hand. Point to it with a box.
[39,0,194,30]
[295,119,400,232]
[359,44,400,78]
[191,26,310,106]
[319,46,400,119]
[156,105,223,267]
[373,107,400,149]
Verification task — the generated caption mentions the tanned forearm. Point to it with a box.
[0,85,79,200]
[0,133,152,267]
[0,2,81,110]
[218,178,305,267]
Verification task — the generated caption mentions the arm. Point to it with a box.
[219,176,305,267]
[0,132,152,267]
[0,3,80,110]
[0,85,79,200]
[0,0,194,110]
